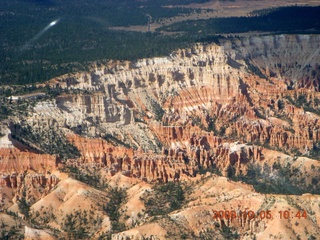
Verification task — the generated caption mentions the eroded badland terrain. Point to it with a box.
[1,33,320,239]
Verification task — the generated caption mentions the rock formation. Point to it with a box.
[0,34,320,239]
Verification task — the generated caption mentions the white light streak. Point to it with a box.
[20,18,60,51]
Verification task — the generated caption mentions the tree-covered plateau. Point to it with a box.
[1,2,320,85]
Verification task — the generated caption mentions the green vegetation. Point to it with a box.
[0,97,28,121]
[277,99,285,110]
[206,116,217,133]
[253,108,267,119]
[159,6,320,34]
[1,2,320,85]
[198,229,218,240]
[0,105,12,121]
[0,84,68,121]
[150,99,165,122]
[285,95,320,116]
[198,162,221,176]
[204,115,232,137]
[143,182,185,216]
[228,161,320,195]
[104,134,132,149]
[30,206,56,228]
[10,122,81,160]
[0,0,207,85]
[103,187,128,233]
[309,143,320,160]
[64,166,107,189]
[62,210,103,239]
[220,225,240,239]
[17,188,30,219]
[244,58,267,79]
[0,221,24,240]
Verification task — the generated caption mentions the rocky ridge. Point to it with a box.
[1,34,320,187]
[37,35,320,185]
[0,34,320,239]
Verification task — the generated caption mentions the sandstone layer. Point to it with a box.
[0,34,320,239]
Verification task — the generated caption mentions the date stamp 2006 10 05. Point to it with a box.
[213,210,307,220]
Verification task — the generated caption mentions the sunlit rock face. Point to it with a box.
[43,34,320,154]
[1,34,320,240]
[2,34,320,181]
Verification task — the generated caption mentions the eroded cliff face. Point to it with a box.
[33,35,319,181]
[0,34,320,239]
[1,35,320,182]
[233,35,320,90]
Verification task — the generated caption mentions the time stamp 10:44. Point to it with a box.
[213,210,307,220]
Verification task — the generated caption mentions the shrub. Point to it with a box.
[10,122,81,160]
[143,182,185,216]
[103,187,127,233]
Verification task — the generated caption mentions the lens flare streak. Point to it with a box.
[21,18,60,51]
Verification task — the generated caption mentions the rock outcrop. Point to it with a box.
[0,148,59,174]
[0,34,320,239]
[2,34,319,183]
[40,34,320,155]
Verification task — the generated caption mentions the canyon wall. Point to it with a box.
[1,34,320,185]
[1,34,320,239]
